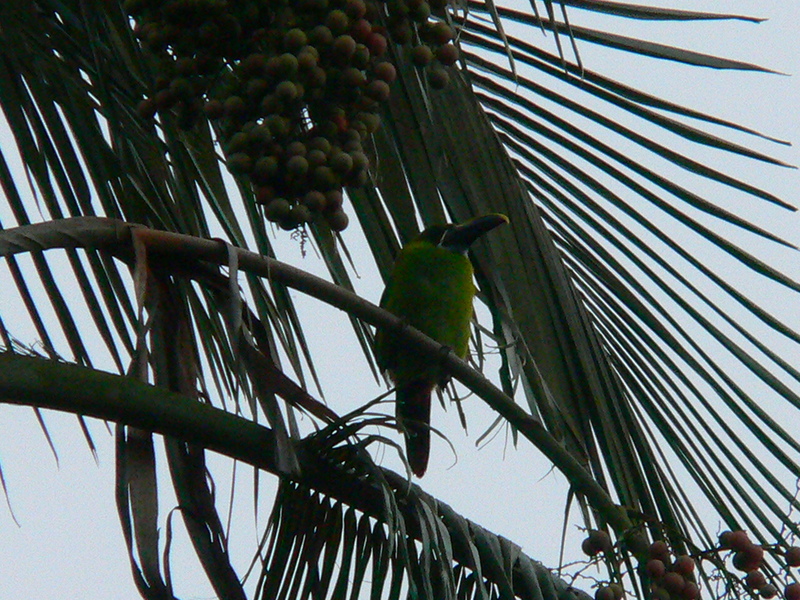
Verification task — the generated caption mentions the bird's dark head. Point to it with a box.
[418,213,508,254]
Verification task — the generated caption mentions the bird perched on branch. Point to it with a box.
[375,214,508,477]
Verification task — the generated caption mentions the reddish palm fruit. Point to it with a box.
[298,48,318,71]
[366,32,387,56]
[307,149,328,167]
[266,114,289,137]
[277,53,299,78]
[651,588,670,600]
[582,530,613,556]
[681,582,699,600]
[351,44,370,69]
[649,541,670,561]
[330,150,354,175]
[169,77,193,99]
[429,21,454,44]
[345,0,367,19]
[327,209,349,232]
[252,156,278,184]
[409,0,431,22]
[203,99,224,119]
[733,546,764,572]
[290,203,312,225]
[326,9,350,35]
[349,150,369,173]
[411,44,434,67]
[333,34,357,64]
[309,25,334,47]
[374,61,397,83]
[331,113,349,132]
[594,587,615,600]
[350,119,368,140]
[742,545,765,570]
[358,112,381,134]
[255,185,275,205]
[311,166,337,190]
[264,198,291,223]
[154,88,177,111]
[324,189,343,211]
[785,546,800,567]
[241,53,267,76]
[307,66,327,88]
[341,66,366,88]
[174,56,196,75]
[301,190,326,212]
[283,28,307,52]
[246,77,269,100]
[662,572,685,595]
[226,152,253,174]
[673,556,695,577]
[721,530,750,552]
[785,583,800,600]
[427,66,450,90]
[286,155,309,177]
[350,18,372,42]
[275,81,299,103]
[286,141,307,157]
[349,168,368,186]
[308,136,332,154]
[365,79,390,101]
[745,571,767,589]
[225,131,250,154]
[260,93,283,114]
[137,98,157,119]
[436,43,459,66]
[758,584,777,599]
[247,125,272,148]
[223,95,246,118]
[646,559,666,580]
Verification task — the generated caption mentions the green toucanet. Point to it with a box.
[375,214,508,477]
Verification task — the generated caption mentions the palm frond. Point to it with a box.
[2,350,596,600]
[362,0,799,570]
[1,0,799,598]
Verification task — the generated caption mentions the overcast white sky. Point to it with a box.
[1,1,799,599]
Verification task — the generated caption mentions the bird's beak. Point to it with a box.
[443,213,508,250]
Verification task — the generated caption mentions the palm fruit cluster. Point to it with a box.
[581,526,800,600]
[583,533,701,600]
[718,530,800,600]
[643,541,699,600]
[127,0,459,232]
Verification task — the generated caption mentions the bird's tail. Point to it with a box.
[397,381,434,477]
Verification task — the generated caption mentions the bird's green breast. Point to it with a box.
[376,240,476,383]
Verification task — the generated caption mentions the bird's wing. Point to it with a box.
[374,282,396,374]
